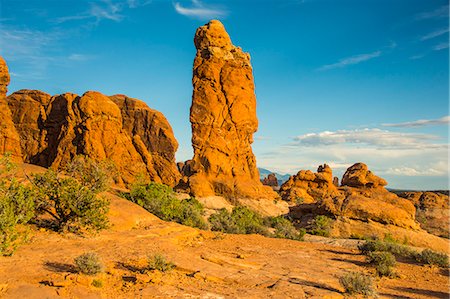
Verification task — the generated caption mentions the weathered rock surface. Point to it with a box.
[261,173,278,187]
[279,164,340,203]
[110,94,180,186]
[282,163,420,240]
[6,89,179,186]
[186,20,278,202]
[395,191,449,238]
[341,162,387,188]
[0,57,22,161]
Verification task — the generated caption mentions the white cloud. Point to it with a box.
[55,0,151,24]
[416,5,449,20]
[420,28,449,41]
[382,116,450,128]
[292,128,442,150]
[385,166,445,177]
[174,0,227,20]
[434,42,449,51]
[317,51,381,71]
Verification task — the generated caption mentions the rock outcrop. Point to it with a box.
[282,163,419,241]
[395,191,449,238]
[262,173,278,187]
[110,94,180,186]
[186,20,278,202]
[341,162,387,188]
[5,88,179,186]
[279,164,340,203]
[0,57,22,162]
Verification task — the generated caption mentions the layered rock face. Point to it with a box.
[395,191,449,238]
[5,87,179,186]
[187,20,278,201]
[0,57,22,162]
[283,163,418,235]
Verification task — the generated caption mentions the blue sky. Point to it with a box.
[1,0,448,189]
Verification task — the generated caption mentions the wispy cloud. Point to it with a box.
[420,28,449,41]
[385,165,446,177]
[68,54,94,61]
[382,116,450,128]
[55,0,151,24]
[174,0,227,20]
[433,42,449,51]
[292,128,443,150]
[317,51,381,71]
[416,5,449,20]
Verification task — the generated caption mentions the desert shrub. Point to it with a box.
[417,249,449,268]
[308,215,332,237]
[0,154,35,256]
[147,253,175,272]
[91,279,103,288]
[209,206,269,235]
[358,239,417,259]
[33,170,109,233]
[339,272,376,296]
[74,252,103,275]
[208,208,240,233]
[367,251,396,277]
[265,216,305,241]
[64,156,116,193]
[127,182,207,229]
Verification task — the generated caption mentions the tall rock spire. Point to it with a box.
[0,56,23,161]
[187,20,280,205]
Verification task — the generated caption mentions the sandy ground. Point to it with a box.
[0,195,448,299]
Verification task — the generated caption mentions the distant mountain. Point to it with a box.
[258,168,291,185]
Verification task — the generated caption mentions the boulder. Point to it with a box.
[186,20,278,201]
[341,162,387,188]
[279,164,339,203]
[0,57,22,161]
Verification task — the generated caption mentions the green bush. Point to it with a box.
[308,215,332,237]
[64,156,115,193]
[0,154,35,256]
[418,249,449,268]
[367,251,396,277]
[91,279,103,288]
[358,239,417,259]
[74,252,103,275]
[265,216,305,241]
[147,253,175,272]
[209,206,269,235]
[339,272,376,296]
[33,170,109,233]
[208,208,240,233]
[127,182,207,229]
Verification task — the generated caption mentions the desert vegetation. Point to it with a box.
[0,154,112,255]
[339,271,376,296]
[74,252,104,275]
[126,182,208,229]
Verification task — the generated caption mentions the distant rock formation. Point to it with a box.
[282,163,420,243]
[279,164,340,203]
[341,162,387,188]
[332,177,339,187]
[262,173,278,187]
[4,85,179,186]
[0,57,22,162]
[186,20,278,202]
